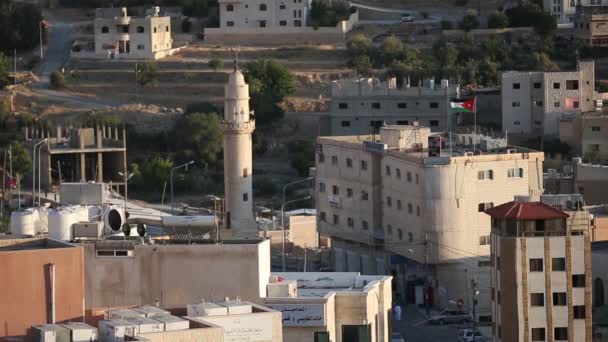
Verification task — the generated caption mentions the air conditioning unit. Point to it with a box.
[72,221,104,239]
[506,149,517,154]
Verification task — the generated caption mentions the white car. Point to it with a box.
[458,329,486,342]
[401,13,415,22]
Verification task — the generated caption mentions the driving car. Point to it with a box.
[401,13,415,22]
[427,310,472,325]
[457,328,486,342]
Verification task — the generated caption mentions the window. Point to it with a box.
[417,206,420,216]
[531,328,545,341]
[347,188,353,197]
[554,101,561,108]
[406,171,412,182]
[259,3,267,10]
[479,235,490,245]
[397,200,402,210]
[372,102,381,109]
[566,80,579,90]
[386,225,392,235]
[153,27,157,33]
[552,257,566,271]
[331,156,338,165]
[396,168,401,179]
[243,168,248,178]
[227,21,235,26]
[429,102,439,108]
[508,168,524,178]
[415,174,419,184]
[512,101,521,107]
[280,3,286,9]
[361,220,369,230]
[530,293,545,306]
[333,215,339,224]
[318,153,325,163]
[477,170,494,180]
[553,82,561,89]
[573,305,586,319]
[320,212,326,222]
[554,327,568,341]
[361,160,368,170]
[341,120,351,127]
[513,83,521,89]
[318,182,325,193]
[573,274,585,287]
[314,332,330,342]
[408,203,413,214]
[279,20,287,26]
[478,202,494,212]
[408,232,414,243]
[294,19,302,27]
[553,292,567,306]
[347,217,354,228]
[332,185,339,195]
[242,193,248,202]
[592,126,601,132]
[101,26,109,33]
[479,260,492,267]
[514,121,521,126]
[534,82,542,88]
[386,196,392,207]
[137,44,144,50]
[496,256,500,270]
[259,20,267,28]
[385,165,391,176]
[397,120,409,125]
[137,26,145,33]
[530,258,544,272]
[361,191,369,201]
[429,120,439,127]
[346,158,353,167]
[536,100,543,107]
[497,290,501,305]
[398,102,407,108]
[342,325,370,342]
[226,4,234,11]
[339,102,348,109]
[397,229,403,240]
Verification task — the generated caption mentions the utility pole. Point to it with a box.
[14,49,17,86]
[472,276,478,329]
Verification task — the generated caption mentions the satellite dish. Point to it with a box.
[137,223,147,237]
[122,223,131,237]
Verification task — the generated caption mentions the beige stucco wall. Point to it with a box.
[83,240,270,310]
[581,115,608,162]
[289,215,318,248]
[134,327,224,342]
[187,309,283,342]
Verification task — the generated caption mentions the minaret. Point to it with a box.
[221,54,257,237]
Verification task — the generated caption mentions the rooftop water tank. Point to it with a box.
[10,209,37,236]
[48,209,77,241]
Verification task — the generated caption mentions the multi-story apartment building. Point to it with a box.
[544,0,608,24]
[501,60,596,137]
[486,200,592,342]
[315,124,544,320]
[574,5,608,46]
[326,77,459,135]
[560,111,608,162]
[217,0,310,28]
[94,7,173,60]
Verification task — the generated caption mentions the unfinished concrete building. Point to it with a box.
[25,125,127,192]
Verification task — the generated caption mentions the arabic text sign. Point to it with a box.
[201,315,273,342]
[268,304,326,327]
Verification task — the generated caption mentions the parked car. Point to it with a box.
[391,332,406,342]
[401,13,415,22]
[458,328,486,341]
[427,310,472,325]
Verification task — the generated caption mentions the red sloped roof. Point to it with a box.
[484,201,569,220]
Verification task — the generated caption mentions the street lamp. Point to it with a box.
[280,195,312,272]
[170,161,194,215]
[32,138,47,206]
[118,171,134,219]
[39,21,46,60]
[37,140,48,206]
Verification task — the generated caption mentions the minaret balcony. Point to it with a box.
[221,120,255,132]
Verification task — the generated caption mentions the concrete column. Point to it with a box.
[114,127,119,141]
[25,126,29,140]
[56,126,62,140]
[80,153,86,182]
[97,152,103,182]
[101,124,107,139]
[96,126,103,148]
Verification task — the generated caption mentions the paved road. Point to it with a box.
[393,305,463,341]
[40,22,73,78]
[350,1,415,14]
[28,86,121,108]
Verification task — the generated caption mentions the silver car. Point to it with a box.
[457,329,486,342]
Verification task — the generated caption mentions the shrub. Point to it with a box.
[454,0,468,6]
[440,20,454,30]
[460,9,479,32]
[50,71,66,89]
[487,11,509,29]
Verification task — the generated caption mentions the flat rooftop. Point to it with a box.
[0,238,76,251]
[271,272,391,298]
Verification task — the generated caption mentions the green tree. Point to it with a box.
[462,59,479,85]
[310,0,351,27]
[0,2,43,54]
[137,62,160,86]
[487,11,509,29]
[478,58,499,86]
[440,20,454,30]
[0,53,8,89]
[346,33,371,56]
[172,112,223,169]
[431,40,458,79]
[379,36,404,66]
[460,10,479,32]
[533,12,557,41]
[11,143,32,185]
[351,55,372,75]
[208,58,224,71]
[244,59,295,126]
[50,71,66,90]
[287,140,314,176]
[132,156,173,191]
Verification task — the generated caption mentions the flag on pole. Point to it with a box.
[450,99,476,113]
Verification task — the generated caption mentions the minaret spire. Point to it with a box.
[231,46,241,71]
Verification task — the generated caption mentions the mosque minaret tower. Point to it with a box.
[221,56,257,237]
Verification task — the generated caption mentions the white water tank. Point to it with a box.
[10,209,37,236]
[36,207,49,234]
[48,209,78,241]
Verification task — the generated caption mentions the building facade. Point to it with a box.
[574,5,608,46]
[544,0,608,24]
[326,78,458,136]
[573,159,608,205]
[486,201,592,342]
[218,0,310,28]
[94,7,172,60]
[315,125,544,320]
[501,61,596,137]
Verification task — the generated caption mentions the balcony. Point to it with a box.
[220,120,255,132]
[328,195,341,208]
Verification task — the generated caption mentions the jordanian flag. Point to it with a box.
[450,99,475,113]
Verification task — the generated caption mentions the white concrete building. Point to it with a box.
[94,7,174,60]
[222,61,257,236]
[218,0,310,28]
[501,60,596,137]
[315,125,544,321]
[486,200,592,342]
[544,0,608,24]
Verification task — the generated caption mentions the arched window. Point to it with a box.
[101,26,109,33]
[137,26,144,33]
[226,4,234,11]
[386,225,392,235]
[397,229,403,241]
[259,3,267,11]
